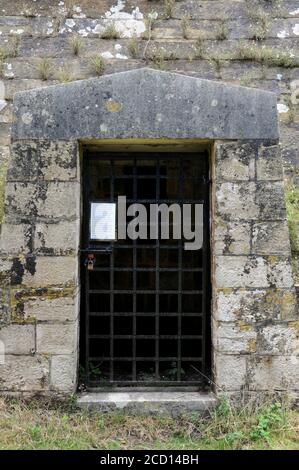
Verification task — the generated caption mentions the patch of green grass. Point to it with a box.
[89,55,106,76]
[215,21,229,41]
[285,182,299,253]
[37,58,51,80]
[0,162,7,224]
[164,0,176,19]
[128,36,139,58]
[236,42,299,67]
[0,397,298,450]
[57,66,73,83]
[69,35,82,56]
[193,34,206,59]
[101,22,120,40]
[181,15,191,39]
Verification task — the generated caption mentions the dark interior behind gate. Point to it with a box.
[80,149,211,388]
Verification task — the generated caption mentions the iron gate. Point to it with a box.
[80,151,210,387]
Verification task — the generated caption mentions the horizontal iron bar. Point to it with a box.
[89,289,202,293]
[89,335,203,339]
[89,312,203,317]
[89,357,203,361]
[80,248,112,254]
[89,268,203,272]
[87,381,205,387]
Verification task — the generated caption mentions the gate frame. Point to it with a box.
[80,148,211,387]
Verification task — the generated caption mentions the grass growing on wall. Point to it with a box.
[285,182,299,284]
[0,397,298,450]
[0,163,7,225]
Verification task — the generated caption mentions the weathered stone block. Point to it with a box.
[36,323,77,354]
[257,324,299,355]
[50,355,77,392]
[0,324,35,354]
[257,145,284,180]
[216,255,293,289]
[214,218,251,255]
[266,256,294,288]
[215,256,268,288]
[7,141,38,181]
[38,141,78,181]
[215,288,297,323]
[213,320,257,354]
[10,287,77,323]
[22,256,78,287]
[256,182,286,220]
[214,353,247,391]
[175,1,247,20]
[18,37,72,58]
[0,258,12,287]
[0,287,10,325]
[35,221,79,255]
[252,221,291,255]
[247,356,299,391]
[5,182,80,221]
[215,142,256,181]
[31,296,78,323]
[4,79,52,100]
[8,140,78,182]
[0,223,33,254]
[0,355,49,391]
[216,182,259,220]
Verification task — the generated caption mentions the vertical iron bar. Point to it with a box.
[109,159,114,381]
[132,157,137,381]
[177,157,183,381]
[85,264,90,385]
[155,157,160,379]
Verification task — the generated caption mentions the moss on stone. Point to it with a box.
[10,287,76,323]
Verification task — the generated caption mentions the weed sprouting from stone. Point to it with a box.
[101,22,120,40]
[89,55,106,76]
[181,15,191,39]
[37,58,51,80]
[57,66,73,83]
[69,35,82,56]
[164,0,176,20]
[193,34,206,59]
[128,36,139,58]
[215,21,229,40]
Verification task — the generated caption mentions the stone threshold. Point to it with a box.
[77,390,217,415]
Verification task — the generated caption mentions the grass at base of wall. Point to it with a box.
[0,397,298,450]
[286,183,299,251]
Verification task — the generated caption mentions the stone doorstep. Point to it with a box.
[77,391,217,415]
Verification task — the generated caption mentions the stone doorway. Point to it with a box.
[0,69,297,401]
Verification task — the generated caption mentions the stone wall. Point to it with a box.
[0,140,80,394]
[0,0,298,280]
[213,141,298,400]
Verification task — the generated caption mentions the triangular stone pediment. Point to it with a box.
[12,68,278,141]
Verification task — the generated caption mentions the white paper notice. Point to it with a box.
[90,202,116,240]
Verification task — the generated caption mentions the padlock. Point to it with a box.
[87,259,94,270]
[85,254,95,270]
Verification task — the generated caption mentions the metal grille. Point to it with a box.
[80,152,210,387]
